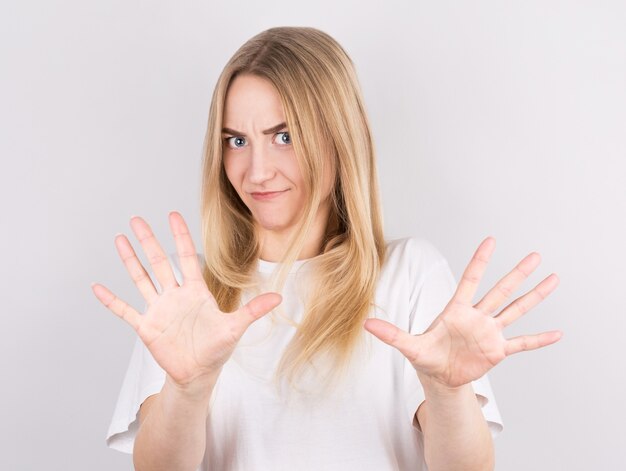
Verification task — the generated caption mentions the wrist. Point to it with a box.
[164,371,219,403]
[417,373,471,399]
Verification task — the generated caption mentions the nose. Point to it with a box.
[247,144,276,185]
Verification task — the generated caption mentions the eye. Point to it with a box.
[275,131,291,146]
[224,136,247,149]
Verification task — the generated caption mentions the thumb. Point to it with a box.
[363,318,418,361]
[235,292,282,329]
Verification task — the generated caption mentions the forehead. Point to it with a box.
[223,74,286,126]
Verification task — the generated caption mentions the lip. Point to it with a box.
[249,189,289,201]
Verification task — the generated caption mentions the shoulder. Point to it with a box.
[375,237,454,329]
[377,237,452,299]
[383,237,449,277]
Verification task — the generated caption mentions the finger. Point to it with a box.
[495,273,560,328]
[235,292,283,330]
[114,233,159,304]
[130,216,179,290]
[363,318,419,362]
[453,237,496,305]
[91,282,142,331]
[504,330,562,356]
[475,252,541,315]
[168,211,204,283]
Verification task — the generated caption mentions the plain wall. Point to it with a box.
[1,0,624,469]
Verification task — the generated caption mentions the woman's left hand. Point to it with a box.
[364,237,562,389]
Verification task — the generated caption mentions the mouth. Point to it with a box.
[249,189,289,201]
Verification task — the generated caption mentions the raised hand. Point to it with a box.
[91,212,282,389]
[364,237,561,389]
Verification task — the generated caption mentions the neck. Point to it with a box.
[257,201,331,262]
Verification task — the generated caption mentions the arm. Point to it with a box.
[365,237,561,470]
[416,380,493,471]
[92,213,281,470]
[133,376,216,471]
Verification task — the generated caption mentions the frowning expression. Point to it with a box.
[222,74,316,238]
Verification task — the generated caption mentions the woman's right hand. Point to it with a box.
[91,211,282,392]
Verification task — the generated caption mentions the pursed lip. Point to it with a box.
[249,189,289,201]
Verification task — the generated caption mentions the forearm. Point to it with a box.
[417,375,494,471]
[133,376,215,471]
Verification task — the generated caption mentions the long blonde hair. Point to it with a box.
[200,26,386,383]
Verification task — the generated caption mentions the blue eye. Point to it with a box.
[225,136,246,149]
[276,131,291,145]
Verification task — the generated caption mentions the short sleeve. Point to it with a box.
[106,337,167,453]
[105,252,201,453]
[402,241,504,438]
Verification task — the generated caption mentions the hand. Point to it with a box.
[91,212,282,390]
[364,237,561,389]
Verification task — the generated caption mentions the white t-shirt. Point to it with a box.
[106,237,503,470]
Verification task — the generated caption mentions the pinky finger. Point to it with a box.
[505,330,563,356]
[91,282,142,331]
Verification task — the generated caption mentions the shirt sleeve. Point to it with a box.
[403,240,504,438]
[106,336,167,453]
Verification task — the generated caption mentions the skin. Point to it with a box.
[222,74,334,262]
[91,74,562,471]
[363,238,561,470]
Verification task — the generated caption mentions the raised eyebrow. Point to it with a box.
[221,122,287,136]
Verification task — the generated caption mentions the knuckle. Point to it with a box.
[521,337,529,351]
[119,302,130,320]
[388,328,400,345]
[496,283,514,298]
[463,273,481,284]
[173,229,191,239]
[103,294,116,309]
[474,254,489,264]
[120,252,137,264]
[535,286,549,300]
[515,300,527,316]
[148,253,168,265]
[133,271,151,284]
[514,264,531,278]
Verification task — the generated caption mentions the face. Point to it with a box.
[222,74,333,243]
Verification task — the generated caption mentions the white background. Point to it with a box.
[1,1,624,469]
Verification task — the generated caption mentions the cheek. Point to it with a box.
[222,156,241,187]
[283,156,305,187]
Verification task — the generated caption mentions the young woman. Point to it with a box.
[93,26,561,471]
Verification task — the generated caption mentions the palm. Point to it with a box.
[414,303,508,387]
[135,282,235,386]
[365,237,561,389]
[92,212,281,388]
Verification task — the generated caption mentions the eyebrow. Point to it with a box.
[221,122,287,136]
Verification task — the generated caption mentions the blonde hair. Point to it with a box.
[200,26,386,384]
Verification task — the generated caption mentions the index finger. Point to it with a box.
[453,237,496,305]
[169,211,204,283]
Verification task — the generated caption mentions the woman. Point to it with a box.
[93,26,561,470]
